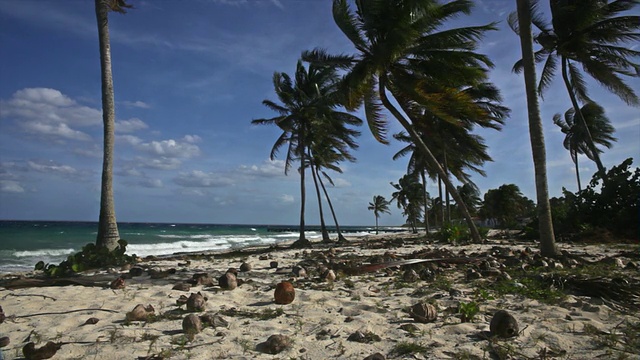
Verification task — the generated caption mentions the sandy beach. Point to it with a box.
[1,232,638,360]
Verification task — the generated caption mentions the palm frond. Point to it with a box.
[332,0,368,52]
[567,60,591,103]
[538,53,558,96]
[581,57,640,105]
[363,78,388,144]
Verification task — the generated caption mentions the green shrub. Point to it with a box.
[35,239,136,277]
[437,224,470,244]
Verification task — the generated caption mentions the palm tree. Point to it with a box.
[95,0,131,251]
[553,102,617,191]
[456,183,481,218]
[510,0,640,174]
[514,0,558,256]
[368,195,391,235]
[390,174,424,233]
[253,60,357,247]
[304,0,504,243]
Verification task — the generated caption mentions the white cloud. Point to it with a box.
[331,178,352,188]
[0,180,24,193]
[137,139,201,158]
[28,160,78,175]
[173,170,235,187]
[116,118,149,133]
[239,159,286,177]
[138,178,163,188]
[280,194,294,203]
[136,157,182,170]
[21,121,92,141]
[183,135,202,143]
[122,100,151,109]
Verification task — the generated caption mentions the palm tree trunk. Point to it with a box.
[574,153,582,192]
[309,159,331,242]
[516,0,559,257]
[95,0,119,251]
[444,150,451,224]
[561,57,605,174]
[438,176,444,227]
[378,79,482,243]
[317,168,347,242]
[291,137,311,248]
[374,214,379,235]
[420,170,430,235]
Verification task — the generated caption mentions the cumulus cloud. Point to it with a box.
[0,180,24,193]
[173,170,235,187]
[122,100,151,109]
[137,138,201,158]
[280,194,294,204]
[331,178,352,188]
[25,160,94,180]
[138,178,163,188]
[21,121,92,141]
[116,118,149,133]
[136,157,182,170]
[239,159,286,178]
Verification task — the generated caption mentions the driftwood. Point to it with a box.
[0,275,116,290]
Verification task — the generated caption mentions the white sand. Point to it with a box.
[1,233,638,359]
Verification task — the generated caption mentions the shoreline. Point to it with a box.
[1,233,638,359]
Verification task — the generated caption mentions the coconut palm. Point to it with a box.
[553,102,617,191]
[514,0,558,256]
[95,0,131,250]
[304,0,504,242]
[509,0,640,174]
[368,195,391,235]
[253,60,342,247]
[390,174,424,233]
[456,183,481,218]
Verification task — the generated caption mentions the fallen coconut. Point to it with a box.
[0,305,5,323]
[410,302,437,323]
[110,277,125,289]
[172,282,191,291]
[263,334,291,354]
[274,281,295,305]
[0,336,9,348]
[490,310,519,338]
[270,261,279,268]
[82,317,99,326]
[191,273,214,286]
[22,341,62,360]
[125,304,155,322]
[182,313,202,339]
[186,292,207,312]
[218,271,238,290]
[239,262,252,272]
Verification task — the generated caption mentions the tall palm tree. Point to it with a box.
[553,102,617,191]
[391,174,424,233]
[95,0,131,251]
[368,195,391,235]
[510,0,640,174]
[253,60,358,247]
[514,0,558,256]
[456,183,481,218]
[304,0,505,242]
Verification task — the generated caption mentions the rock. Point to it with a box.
[129,267,144,277]
[126,304,155,322]
[192,273,214,286]
[402,269,419,282]
[22,341,61,360]
[172,283,191,291]
[410,302,437,323]
[490,310,519,338]
[274,281,295,305]
[176,294,188,306]
[110,277,125,289]
[263,334,291,354]
[270,260,279,268]
[239,262,252,272]
[186,292,207,312]
[399,323,419,333]
[0,336,10,348]
[148,268,176,279]
[363,353,386,360]
[182,314,202,338]
[466,268,482,281]
[347,330,380,343]
[218,272,238,290]
[419,268,434,281]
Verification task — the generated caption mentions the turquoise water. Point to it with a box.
[0,221,376,273]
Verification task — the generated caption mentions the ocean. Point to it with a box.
[0,221,382,274]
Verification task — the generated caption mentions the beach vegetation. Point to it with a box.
[218,307,284,321]
[390,341,430,357]
[479,184,535,229]
[34,239,136,277]
[391,174,424,233]
[437,223,471,244]
[367,195,391,235]
[303,0,508,243]
[457,301,480,323]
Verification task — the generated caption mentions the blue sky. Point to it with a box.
[0,0,638,226]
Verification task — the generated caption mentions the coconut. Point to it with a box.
[490,310,519,338]
[182,313,202,339]
[239,262,252,272]
[263,334,291,354]
[410,302,437,323]
[186,292,207,312]
[218,272,238,290]
[274,281,295,305]
[110,277,125,289]
[125,304,155,322]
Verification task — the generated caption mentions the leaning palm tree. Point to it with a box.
[304,0,504,243]
[553,102,617,191]
[95,0,131,251]
[368,195,391,235]
[514,0,558,256]
[390,174,424,233]
[253,60,355,248]
[509,0,640,174]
